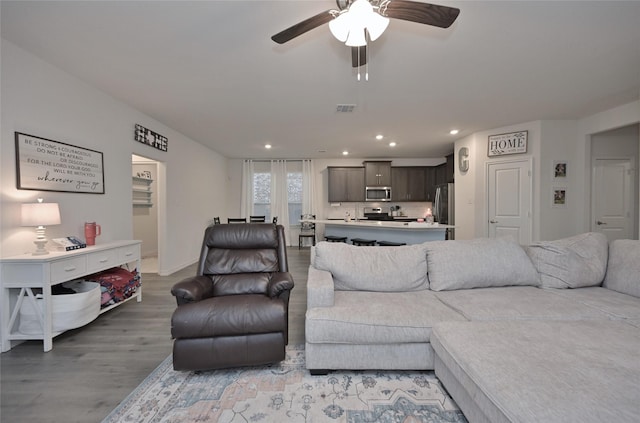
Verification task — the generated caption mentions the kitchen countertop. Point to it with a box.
[305,219,454,230]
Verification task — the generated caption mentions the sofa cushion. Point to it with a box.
[544,286,640,320]
[305,290,467,344]
[434,286,612,321]
[603,239,640,298]
[431,320,640,423]
[526,232,608,289]
[313,241,429,292]
[425,237,540,291]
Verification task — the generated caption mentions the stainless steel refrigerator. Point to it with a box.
[434,183,455,240]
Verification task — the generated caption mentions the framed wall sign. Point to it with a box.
[488,131,528,157]
[135,124,168,152]
[15,132,105,194]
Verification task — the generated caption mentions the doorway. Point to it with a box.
[591,158,636,241]
[132,154,160,273]
[590,124,639,241]
[487,158,533,245]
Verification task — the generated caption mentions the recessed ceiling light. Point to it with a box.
[265,144,272,149]
[450,129,459,135]
[375,134,384,140]
[389,141,397,147]
[342,150,349,156]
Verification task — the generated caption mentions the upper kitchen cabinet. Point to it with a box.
[364,161,392,187]
[328,167,365,202]
[391,167,427,202]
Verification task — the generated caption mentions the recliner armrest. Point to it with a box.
[307,266,335,308]
[171,275,214,305]
[268,272,295,299]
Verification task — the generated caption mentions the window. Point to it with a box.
[251,161,302,225]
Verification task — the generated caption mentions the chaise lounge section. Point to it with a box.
[305,233,640,422]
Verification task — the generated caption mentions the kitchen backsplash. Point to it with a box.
[326,202,434,220]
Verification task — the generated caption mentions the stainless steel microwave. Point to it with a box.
[365,186,392,202]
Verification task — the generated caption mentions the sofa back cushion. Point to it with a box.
[426,237,540,291]
[526,232,608,289]
[603,239,640,298]
[313,242,429,292]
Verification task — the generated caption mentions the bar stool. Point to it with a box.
[377,241,407,246]
[351,238,377,246]
[324,235,347,243]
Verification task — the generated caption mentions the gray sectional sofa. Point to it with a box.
[305,233,640,423]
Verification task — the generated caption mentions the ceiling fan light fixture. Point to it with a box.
[330,0,388,47]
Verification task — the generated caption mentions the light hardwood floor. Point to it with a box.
[0,246,310,423]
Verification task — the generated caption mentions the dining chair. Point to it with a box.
[228,218,247,223]
[299,214,316,249]
[249,215,266,223]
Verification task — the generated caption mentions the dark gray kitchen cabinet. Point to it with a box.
[364,161,392,186]
[328,167,365,202]
[391,167,427,201]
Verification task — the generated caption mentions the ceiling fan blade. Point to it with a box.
[351,46,367,68]
[271,10,336,44]
[383,0,460,28]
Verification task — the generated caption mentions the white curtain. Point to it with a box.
[270,160,290,242]
[240,159,254,218]
[302,159,316,217]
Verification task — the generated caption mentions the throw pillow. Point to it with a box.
[313,241,429,292]
[603,239,640,298]
[425,237,540,291]
[525,232,608,289]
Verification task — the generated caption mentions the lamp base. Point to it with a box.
[32,238,50,255]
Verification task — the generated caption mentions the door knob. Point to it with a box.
[596,220,607,225]
[490,219,498,224]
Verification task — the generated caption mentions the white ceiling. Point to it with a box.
[2,1,639,159]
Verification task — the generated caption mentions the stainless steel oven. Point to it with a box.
[365,186,392,202]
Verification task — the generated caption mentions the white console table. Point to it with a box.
[1,240,142,352]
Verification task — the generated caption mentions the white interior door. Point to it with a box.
[591,158,634,241]
[487,159,532,245]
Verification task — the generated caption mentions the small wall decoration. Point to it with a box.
[552,187,567,207]
[553,161,567,178]
[135,124,168,152]
[15,132,105,194]
[488,131,528,157]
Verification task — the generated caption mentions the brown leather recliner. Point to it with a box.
[170,223,294,371]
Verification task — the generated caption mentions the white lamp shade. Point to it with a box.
[345,28,367,47]
[329,13,350,42]
[366,13,389,41]
[21,203,61,227]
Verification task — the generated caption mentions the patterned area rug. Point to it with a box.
[103,345,467,423]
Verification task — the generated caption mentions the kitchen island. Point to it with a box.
[307,219,454,245]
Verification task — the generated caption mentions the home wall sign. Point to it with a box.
[135,124,168,152]
[488,131,528,157]
[15,132,105,194]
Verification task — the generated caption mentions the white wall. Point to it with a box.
[1,39,228,274]
[454,99,640,242]
[454,121,543,240]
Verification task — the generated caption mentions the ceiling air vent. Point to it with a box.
[336,104,356,113]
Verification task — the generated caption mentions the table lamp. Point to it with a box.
[21,198,61,255]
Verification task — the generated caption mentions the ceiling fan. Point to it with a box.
[271,0,460,68]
